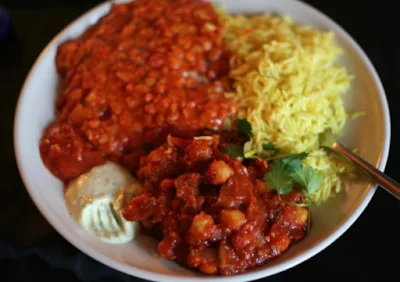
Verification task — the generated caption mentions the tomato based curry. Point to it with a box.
[122,135,308,275]
[40,0,236,182]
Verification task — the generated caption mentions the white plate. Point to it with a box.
[13,0,391,281]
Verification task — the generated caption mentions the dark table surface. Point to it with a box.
[0,0,398,281]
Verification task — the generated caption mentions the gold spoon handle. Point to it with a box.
[332,142,400,200]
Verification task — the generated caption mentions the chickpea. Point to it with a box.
[206,160,234,185]
[189,212,215,242]
[272,232,291,253]
[293,207,308,227]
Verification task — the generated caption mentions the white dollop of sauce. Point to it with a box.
[65,161,143,244]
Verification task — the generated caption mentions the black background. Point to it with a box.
[0,0,398,281]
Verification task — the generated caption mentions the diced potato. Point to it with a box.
[217,241,239,275]
[220,210,246,230]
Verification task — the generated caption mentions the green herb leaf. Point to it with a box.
[264,159,293,195]
[262,143,277,151]
[259,143,279,158]
[279,182,294,195]
[264,151,308,162]
[236,118,253,138]
[282,159,303,174]
[281,152,308,173]
[222,144,244,158]
[292,166,324,194]
[281,152,308,163]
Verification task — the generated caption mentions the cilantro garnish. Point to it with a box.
[220,117,324,233]
[224,118,280,159]
[222,144,244,158]
[261,143,280,158]
[263,153,323,233]
[292,166,324,195]
[282,152,308,162]
[264,151,308,162]
[262,143,278,151]
[281,152,308,172]
[236,118,253,138]
[264,153,306,195]
[264,159,292,195]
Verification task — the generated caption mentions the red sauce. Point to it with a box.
[122,135,308,275]
[40,0,236,182]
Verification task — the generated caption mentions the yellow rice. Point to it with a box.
[219,12,354,204]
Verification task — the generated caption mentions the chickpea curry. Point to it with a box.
[40,0,235,182]
[122,134,309,275]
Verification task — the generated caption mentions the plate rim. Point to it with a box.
[13,0,391,281]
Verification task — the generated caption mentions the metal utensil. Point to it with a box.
[319,131,400,200]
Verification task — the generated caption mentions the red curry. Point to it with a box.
[40,0,236,182]
[122,134,308,275]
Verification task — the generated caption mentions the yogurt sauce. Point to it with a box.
[65,161,143,244]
